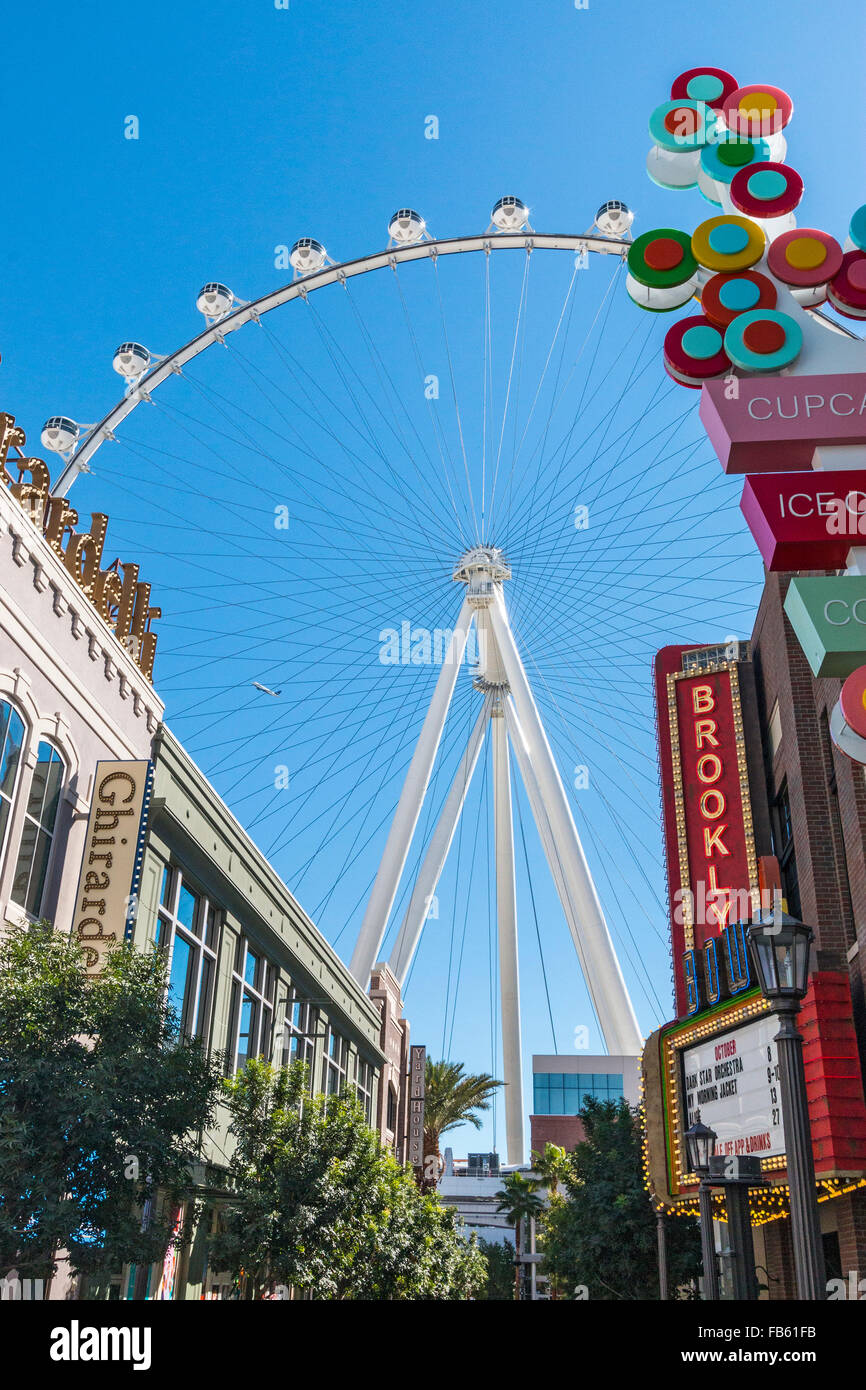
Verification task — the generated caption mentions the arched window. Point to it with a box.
[11,741,65,918]
[0,700,26,868]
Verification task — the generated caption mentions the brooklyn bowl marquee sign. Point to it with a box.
[643,977,866,1215]
[654,644,761,1019]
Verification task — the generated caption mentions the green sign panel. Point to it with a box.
[784,575,866,678]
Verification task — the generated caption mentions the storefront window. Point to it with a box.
[11,741,64,917]
[0,700,26,871]
[355,1058,374,1123]
[228,936,275,1073]
[281,985,317,1090]
[321,1026,348,1095]
[158,866,220,1041]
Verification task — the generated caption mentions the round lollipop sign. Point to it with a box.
[841,665,866,741]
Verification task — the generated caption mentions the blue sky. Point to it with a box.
[3,0,865,1158]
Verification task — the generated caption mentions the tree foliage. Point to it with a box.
[541,1097,701,1300]
[422,1058,502,1168]
[531,1142,568,1198]
[476,1237,515,1300]
[495,1169,544,1299]
[0,924,221,1284]
[210,1058,486,1300]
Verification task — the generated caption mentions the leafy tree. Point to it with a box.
[494,1170,544,1300]
[476,1237,515,1300]
[423,1058,502,1183]
[541,1097,701,1300]
[0,923,221,1286]
[210,1058,486,1300]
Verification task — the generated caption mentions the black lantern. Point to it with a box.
[686,1118,720,1300]
[747,911,813,1002]
[685,1119,717,1177]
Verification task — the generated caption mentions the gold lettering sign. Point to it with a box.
[0,411,161,681]
[72,761,152,975]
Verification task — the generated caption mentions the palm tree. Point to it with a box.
[529,1143,568,1298]
[495,1170,544,1300]
[531,1142,568,1198]
[422,1059,502,1185]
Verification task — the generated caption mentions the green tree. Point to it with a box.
[210,1058,486,1300]
[476,1237,516,1300]
[422,1059,502,1182]
[495,1170,544,1300]
[541,1097,702,1300]
[0,923,221,1286]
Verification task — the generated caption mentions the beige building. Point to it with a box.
[0,417,162,942]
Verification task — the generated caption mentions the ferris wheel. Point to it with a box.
[40,194,765,1163]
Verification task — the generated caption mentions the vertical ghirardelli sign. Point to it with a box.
[73,762,153,975]
[408,1045,426,1172]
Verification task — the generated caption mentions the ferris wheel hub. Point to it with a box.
[452,545,511,606]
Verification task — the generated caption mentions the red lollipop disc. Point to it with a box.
[663,314,731,388]
[830,251,866,313]
[644,237,685,271]
[700,270,777,328]
[729,162,803,219]
[742,319,786,354]
[841,665,866,740]
[670,67,739,110]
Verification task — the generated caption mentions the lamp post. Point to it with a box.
[710,1155,763,1301]
[686,1118,720,1301]
[748,912,826,1301]
[656,1208,669,1301]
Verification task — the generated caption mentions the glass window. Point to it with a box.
[168,934,195,1028]
[11,741,65,917]
[772,782,801,919]
[160,863,173,907]
[355,1058,374,1124]
[177,882,199,932]
[282,985,317,1091]
[0,701,26,868]
[158,866,220,1043]
[228,936,274,1074]
[321,1025,348,1096]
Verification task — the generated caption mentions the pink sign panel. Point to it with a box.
[740,470,866,570]
[700,372,866,474]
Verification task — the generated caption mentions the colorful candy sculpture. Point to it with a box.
[631,66,866,761]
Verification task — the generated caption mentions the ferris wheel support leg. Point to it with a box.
[504,698,572,935]
[389,694,492,989]
[349,598,474,987]
[487,591,643,1057]
[492,698,525,1168]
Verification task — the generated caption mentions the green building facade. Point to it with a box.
[119,726,386,1299]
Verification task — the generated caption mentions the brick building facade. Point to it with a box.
[750,570,866,1285]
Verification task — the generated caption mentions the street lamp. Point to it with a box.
[709,1155,763,1301]
[748,911,826,1300]
[685,1118,720,1301]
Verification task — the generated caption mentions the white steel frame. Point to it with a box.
[350,555,643,1166]
[51,231,630,494]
